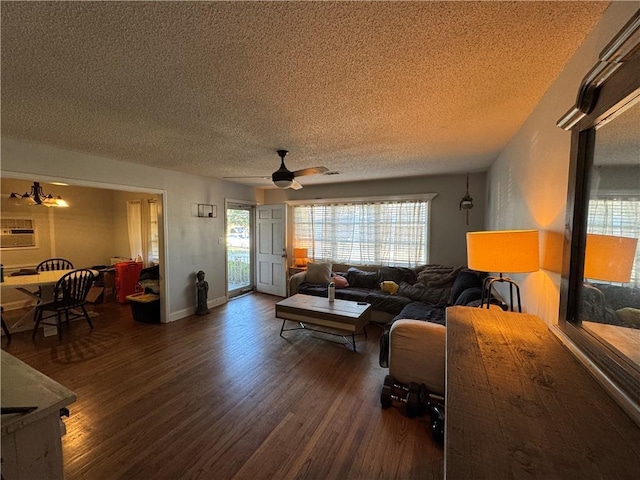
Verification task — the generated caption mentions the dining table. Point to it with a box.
[1,269,98,329]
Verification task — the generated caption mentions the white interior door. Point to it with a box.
[256,204,287,297]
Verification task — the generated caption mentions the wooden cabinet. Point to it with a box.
[1,351,76,480]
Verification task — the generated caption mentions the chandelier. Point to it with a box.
[9,182,69,208]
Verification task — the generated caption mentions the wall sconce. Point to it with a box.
[466,229,540,312]
[459,174,474,225]
[9,182,69,207]
[293,248,309,267]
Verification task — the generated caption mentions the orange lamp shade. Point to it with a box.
[584,234,637,283]
[293,248,308,267]
[466,230,539,273]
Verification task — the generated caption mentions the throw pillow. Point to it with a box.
[346,267,378,289]
[332,273,349,288]
[380,280,399,294]
[306,262,332,284]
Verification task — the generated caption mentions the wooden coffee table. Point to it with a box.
[275,294,372,352]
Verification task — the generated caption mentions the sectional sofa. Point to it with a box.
[289,262,488,325]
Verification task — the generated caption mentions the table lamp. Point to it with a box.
[582,233,638,320]
[466,230,539,312]
[293,248,308,267]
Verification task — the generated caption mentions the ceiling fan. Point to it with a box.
[224,150,328,189]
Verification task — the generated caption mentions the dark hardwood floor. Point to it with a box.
[2,293,443,479]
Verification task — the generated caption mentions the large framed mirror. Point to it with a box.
[558,10,640,424]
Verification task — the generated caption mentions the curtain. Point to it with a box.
[126,200,155,267]
[127,200,142,262]
[292,200,429,267]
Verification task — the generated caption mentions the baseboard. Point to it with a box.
[167,295,227,323]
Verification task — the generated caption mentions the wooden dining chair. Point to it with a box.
[1,306,11,343]
[35,258,74,300]
[36,258,74,272]
[32,269,95,340]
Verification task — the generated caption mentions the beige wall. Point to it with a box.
[486,2,639,324]
[1,178,117,268]
[1,139,259,321]
[263,172,486,267]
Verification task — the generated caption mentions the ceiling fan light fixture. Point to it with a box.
[273,179,293,189]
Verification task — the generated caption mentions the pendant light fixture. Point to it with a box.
[9,182,69,207]
[459,174,473,225]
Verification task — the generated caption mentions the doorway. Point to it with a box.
[226,202,254,298]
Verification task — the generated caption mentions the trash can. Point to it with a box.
[126,293,160,323]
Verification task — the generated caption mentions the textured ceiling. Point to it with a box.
[1,1,609,188]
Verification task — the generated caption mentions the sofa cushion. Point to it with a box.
[392,301,446,325]
[346,267,378,289]
[297,283,328,297]
[377,266,416,285]
[335,288,370,303]
[364,291,413,315]
[306,262,332,284]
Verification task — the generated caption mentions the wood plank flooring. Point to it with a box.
[1,293,443,480]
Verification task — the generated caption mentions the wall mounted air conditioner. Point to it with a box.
[1,218,36,248]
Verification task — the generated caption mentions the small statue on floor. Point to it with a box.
[196,270,210,315]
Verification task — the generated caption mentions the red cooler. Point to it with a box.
[115,262,143,303]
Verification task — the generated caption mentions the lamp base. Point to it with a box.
[480,274,521,313]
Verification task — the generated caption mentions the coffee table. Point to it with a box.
[275,294,372,352]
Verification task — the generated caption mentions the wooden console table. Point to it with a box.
[1,351,76,479]
[445,306,640,479]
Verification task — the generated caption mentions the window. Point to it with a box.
[291,195,434,267]
[149,200,159,264]
[587,196,640,286]
[126,199,159,266]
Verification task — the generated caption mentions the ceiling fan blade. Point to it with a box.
[292,166,329,177]
[223,175,271,179]
[290,180,303,190]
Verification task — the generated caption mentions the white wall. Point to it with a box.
[486,2,639,324]
[1,138,259,321]
[263,172,486,267]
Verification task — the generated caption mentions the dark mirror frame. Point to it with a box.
[557,10,640,424]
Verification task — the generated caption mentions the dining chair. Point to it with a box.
[36,258,74,272]
[1,306,11,343]
[32,269,95,340]
[35,258,74,300]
